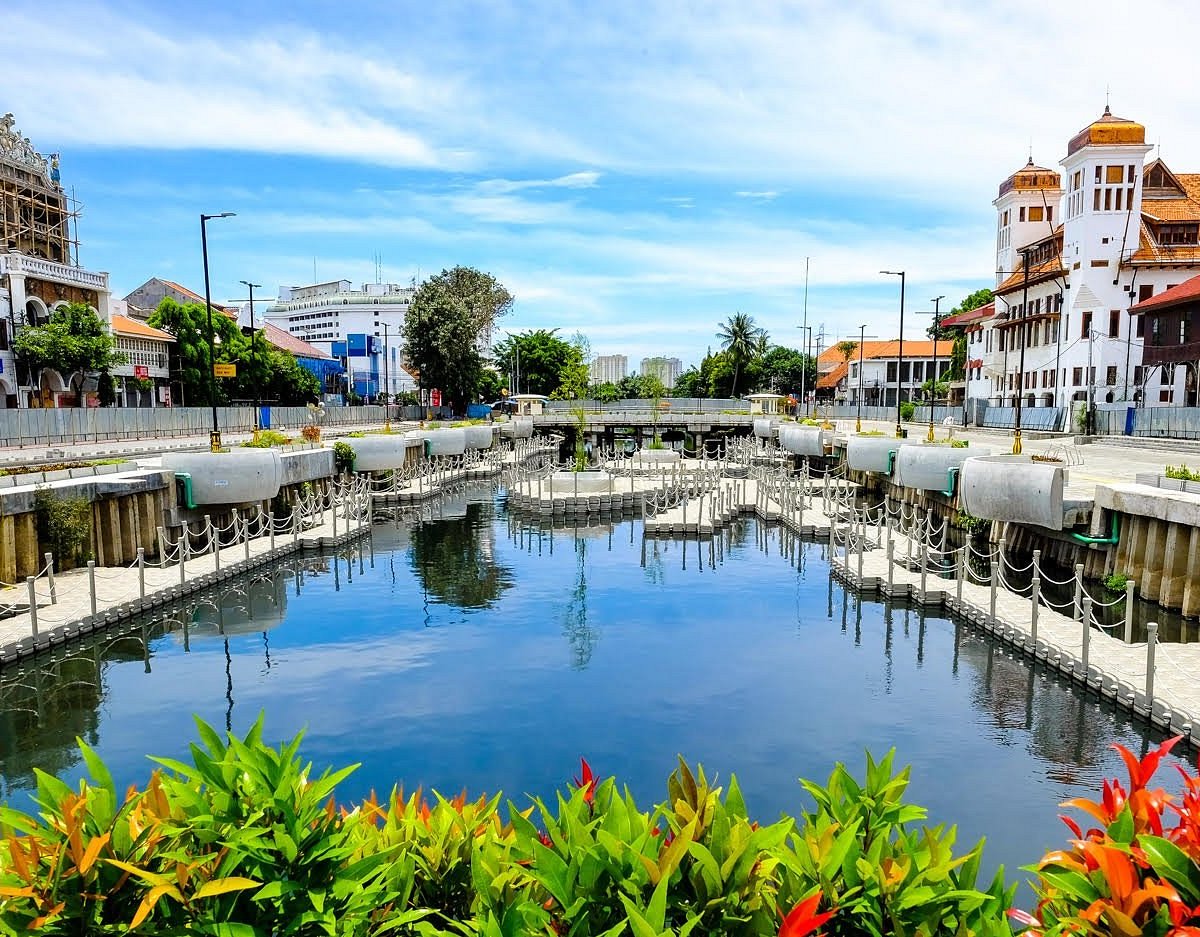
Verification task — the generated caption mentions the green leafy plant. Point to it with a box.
[333,441,357,475]
[899,401,916,422]
[955,510,989,535]
[951,439,969,448]
[1103,571,1130,594]
[240,429,293,449]
[300,424,322,443]
[1165,464,1200,481]
[856,430,885,437]
[33,486,93,568]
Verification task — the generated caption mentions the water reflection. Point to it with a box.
[0,486,1192,885]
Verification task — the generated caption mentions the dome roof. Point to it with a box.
[998,157,1061,198]
[1067,106,1146,155]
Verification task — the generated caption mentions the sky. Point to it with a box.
[8,0,1200,369]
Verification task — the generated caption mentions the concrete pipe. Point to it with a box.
[959,455,1065,530]
[425,427,467,456]
[753,418,777,439]
[463,425,494,449]
[778,424,827,456]
[893,444,990,494]
[162,448,282,505]
[846,436,914,475]
[345,435,417,471]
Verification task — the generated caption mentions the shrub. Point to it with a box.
[1103,571,1130,593]
[33,486,93,567]
[955,510,989,535]
[300,424,321,443]
[333,441,356,474]
[240,430,292,449]
[951,439,969,448]
[0,726,1013,936]
[900,400,916,421]
[1165,464,1200,481]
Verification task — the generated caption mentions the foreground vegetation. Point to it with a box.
[1,720,1197,936]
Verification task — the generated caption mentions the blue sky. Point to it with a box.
[9,0,1200,367]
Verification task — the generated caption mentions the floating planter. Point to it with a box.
[846,436,914,474]
[344,435,418,471]
[499,418,534,439]
[959,454,1064,530]
[548,471,615,493]
[425,427,467,456]
[777,424,827,456]
[162,449,282,505]
[462,425,494,450]
[752,418,776,439]
[893,445,989,494]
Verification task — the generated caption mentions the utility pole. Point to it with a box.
[926,296,945,443]
[799,256,809,417]
[239,280,262,441]
[383,322,391,431]
[1013,248,1031,454]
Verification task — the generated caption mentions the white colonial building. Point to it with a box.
[965,107,1200,417]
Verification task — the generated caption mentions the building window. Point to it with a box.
[1151,317,1160,345]
[1028,206,1044,222]
[1047,205,1053,223]
[1109,310,1120,337]
[1019,207,1026,222]
[1072,366,1083,385]
[1082,311,1092,338]
[1106,366,1117,386]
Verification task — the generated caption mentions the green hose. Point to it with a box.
[1068,511,1120,545]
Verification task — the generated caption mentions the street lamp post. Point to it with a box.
[854,324,879,433]
[239,280,262,441]
[1013,248,1032,454]
[881,270,906,438]
[796,324,813,417]
[201,212,236,452]
[926,295,945,442]
[799,256,809,418]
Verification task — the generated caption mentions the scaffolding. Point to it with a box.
[0,113,79,265]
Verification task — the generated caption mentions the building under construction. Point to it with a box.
[0,113,113,407]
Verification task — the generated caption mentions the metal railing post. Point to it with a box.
[886,539,895,590]
[1081,596,1093,674]
[138,547,145,599]
[43,552,56,604]
[1073,563,1084,620]
[27,577,37,636]
[956,544,965,602]
[88,560,97,618]
[1146,622,1158,701]
[1030,549,1041,646]
[989,553,998,621]
[1124,579,1136,643]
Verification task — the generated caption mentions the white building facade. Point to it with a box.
[970,108,1200,415]
[590,354,627,385]
[640,356,682,387]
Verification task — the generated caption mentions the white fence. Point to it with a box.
[0,405,445,448]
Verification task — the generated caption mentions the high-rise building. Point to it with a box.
[640,356,683,387]
[590,354,627,384]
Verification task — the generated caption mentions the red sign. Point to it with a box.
[430,389,442,407]
[968,358,983,369]
[134,365,149,379]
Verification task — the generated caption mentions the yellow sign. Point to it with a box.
[214,363,237,377]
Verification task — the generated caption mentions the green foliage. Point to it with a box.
[239,429,293,449]
[756,346,815,397]
[1165,464,1200,481]
[13,303,126,407]
[834,340,857,363]
[148,297,240,407]
[899,401,916,421]
[955,511,988,534]
[856,430,886,437]
[33,486,93,566]
[590,381,621,403]
[405,266,513,412]
[0,733,1014,936]
[717,312,763,397]
[951,439,969,448]
[393,390,420,406]
[1103,571,1130,593]
[97,371,117,407]
[410,505,513,609]
[918,377,950,402]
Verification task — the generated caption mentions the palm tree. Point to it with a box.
[717,312,758,397]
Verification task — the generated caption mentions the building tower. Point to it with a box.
[1060,106,1153,402]
[993,158,1062,286]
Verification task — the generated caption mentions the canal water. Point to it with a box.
[0,484,1191,890]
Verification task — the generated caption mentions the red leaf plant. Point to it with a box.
[779,892,836,937]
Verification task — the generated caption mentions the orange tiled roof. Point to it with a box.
[1131,273,1200,313]
[996,254,1065,295]
[817,361,848,389]
[1130,219,1200,265]
[111,314,174,341]
[817,340,953,366]
[941,301,994,328]
[263,322,332,359]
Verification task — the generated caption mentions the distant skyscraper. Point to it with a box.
[640,356,683,387]
[590,354,627,384]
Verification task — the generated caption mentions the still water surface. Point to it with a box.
[0,485,1190,886]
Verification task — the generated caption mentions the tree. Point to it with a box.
[404,266,513,412]
[758,346,815,396]
[672,367,704,398]
[590,382,620,403]
[149,297,241,406]
[716,312,760,397]
[936,288,993,378]
[835,340,858,364]
[14,303,126,407]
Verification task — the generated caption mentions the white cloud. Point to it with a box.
[735,191,780,200]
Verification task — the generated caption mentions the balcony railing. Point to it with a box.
[0,253,108,290]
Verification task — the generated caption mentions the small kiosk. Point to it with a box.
[747,393,786,416]
[510,393,549,416]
